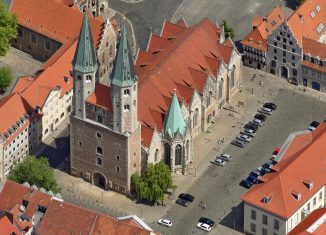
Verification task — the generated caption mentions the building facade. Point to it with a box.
[70,17,141,194]
[242,123,326,235]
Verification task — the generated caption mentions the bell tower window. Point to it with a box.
[86,75,92,83]
[124,105,130,112]
[124,89,130,96]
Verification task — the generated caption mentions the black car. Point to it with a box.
[244,123,258,132]
[176,198,189,207]
[199,217,215,227]
[263,102,277,110]
[240,179,254,189]
[254,113,267,121]
[178,193,195,202]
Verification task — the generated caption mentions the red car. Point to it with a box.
[270,147,280,161]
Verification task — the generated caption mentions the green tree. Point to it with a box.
[221,20,235,40]
[0,0,18,56]
[131,161,174,203]
[0,66,13,93]
[8,156,60,193]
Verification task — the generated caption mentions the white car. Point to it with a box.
[242,129,256,137]
[219,153,232,161]
[210,158,225,166]
[157,219,172,227]
[260,107,273,115]
[237,134,252,142]
[252,119,263,126]
[197,222,212,232]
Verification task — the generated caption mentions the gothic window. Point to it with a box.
[86,75,92,83]
[164,144,171,168]
[96,132,102,139]
[124,89,130,96]
[175,145,182,166]
[96,147,103,155]
[124,105,130,111]
[218,81,223,100]
[96,157,102,166]
[154,149,159,162]
[193,108,199,128]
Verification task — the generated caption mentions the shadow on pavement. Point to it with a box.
[219,201,244,233]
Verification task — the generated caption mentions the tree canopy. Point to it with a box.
[8,156,60,193]
[0,0,17,56]
[131,161,174,202]
[0,66,13,93]
[221,20,235,40]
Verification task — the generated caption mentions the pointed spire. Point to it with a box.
[111,21,137,87]
[72,13,98,73]
[164,90,187,138]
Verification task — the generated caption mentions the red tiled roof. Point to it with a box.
[241,6,285,51]
[287,0,326,46]
[37,199,97,235]
[302,37,326,72]
[241,124,326,219]
[136,19,235,146]
[10,0,104,45]
[0,181,52,214]
[11,76,35,94]
[0,93,32,135]
[289,208,326,235]
[54,0,74,6]
[9,204,33,232]
[0,215,21,235]
[86,83,112,110]
[92,214,152,235]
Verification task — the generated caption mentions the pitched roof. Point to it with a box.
[0,214,21,235]
[37,199,97,235]
[163,92,187,138]
[72,14,98,73]
[301,37,326,73]
[289,208,326,235]
[92,214,152,235]
[241,123,326,219]
[241,6,286,51]
[11,76,35,94]
[136,19,235,146]
[10,0,105,45]
[86,83,112,110]
[111,22,137,87]
[0,93,32,135]
[287,0,326,46]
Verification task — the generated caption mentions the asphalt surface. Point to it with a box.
[150,90,326,235]
[110,0,183,49]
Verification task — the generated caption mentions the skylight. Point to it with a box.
[310,11,316,18]
[316,23,325,33]
[316,4,321,12]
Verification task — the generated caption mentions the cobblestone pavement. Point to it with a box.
[0,47,42,97]
[53,66,326,234]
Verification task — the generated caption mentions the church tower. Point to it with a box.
[111,22,138,134]
[72,14,98,119]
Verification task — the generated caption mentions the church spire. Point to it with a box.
[111,21,136,87]
[72,13,98,73]
[164,91,187,138]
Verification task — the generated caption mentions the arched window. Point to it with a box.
[193,109,199,128]
[96,147,103,155]
[86,75,92,83]
[164,144,171,168]
[175,145,182,165]
[124,89,130,96]
[124,105,130,111]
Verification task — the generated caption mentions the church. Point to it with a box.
[70,14,242,195]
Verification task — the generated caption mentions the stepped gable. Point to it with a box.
[10,0,105,45]
[135,19,234,146]
[287,0,326,46]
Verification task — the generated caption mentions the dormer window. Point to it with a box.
[262,196,272,204]
[291,190,301,201]
[316,4,321,12]
[316,23,324,33]
[310,11,316,18]
[303,180,314,190]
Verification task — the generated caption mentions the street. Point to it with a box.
[149,77,326,234]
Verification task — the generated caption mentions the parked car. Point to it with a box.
[259,107,273,115]
[254,113,267,121]
[263,102,277,110]
[287,78,298,86]
[244,123,258,132]
[247,175,259,184]
[196,222,212,232]
[237,134,252,142]
[211,158,226,166]
[199,217,215,227]
[240,179,254,189]
[176,198,190,207]
[157,219,172,227]
[271,147,280,161]
[251,119,263,126]
[219,153,232,161]
[262,162,275,170]
[250,170,264,177]
[241,129,256,137]
[257,166,271,174]
[178,193,195,202]
[308,121,320,131]
[231,139,246,148]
